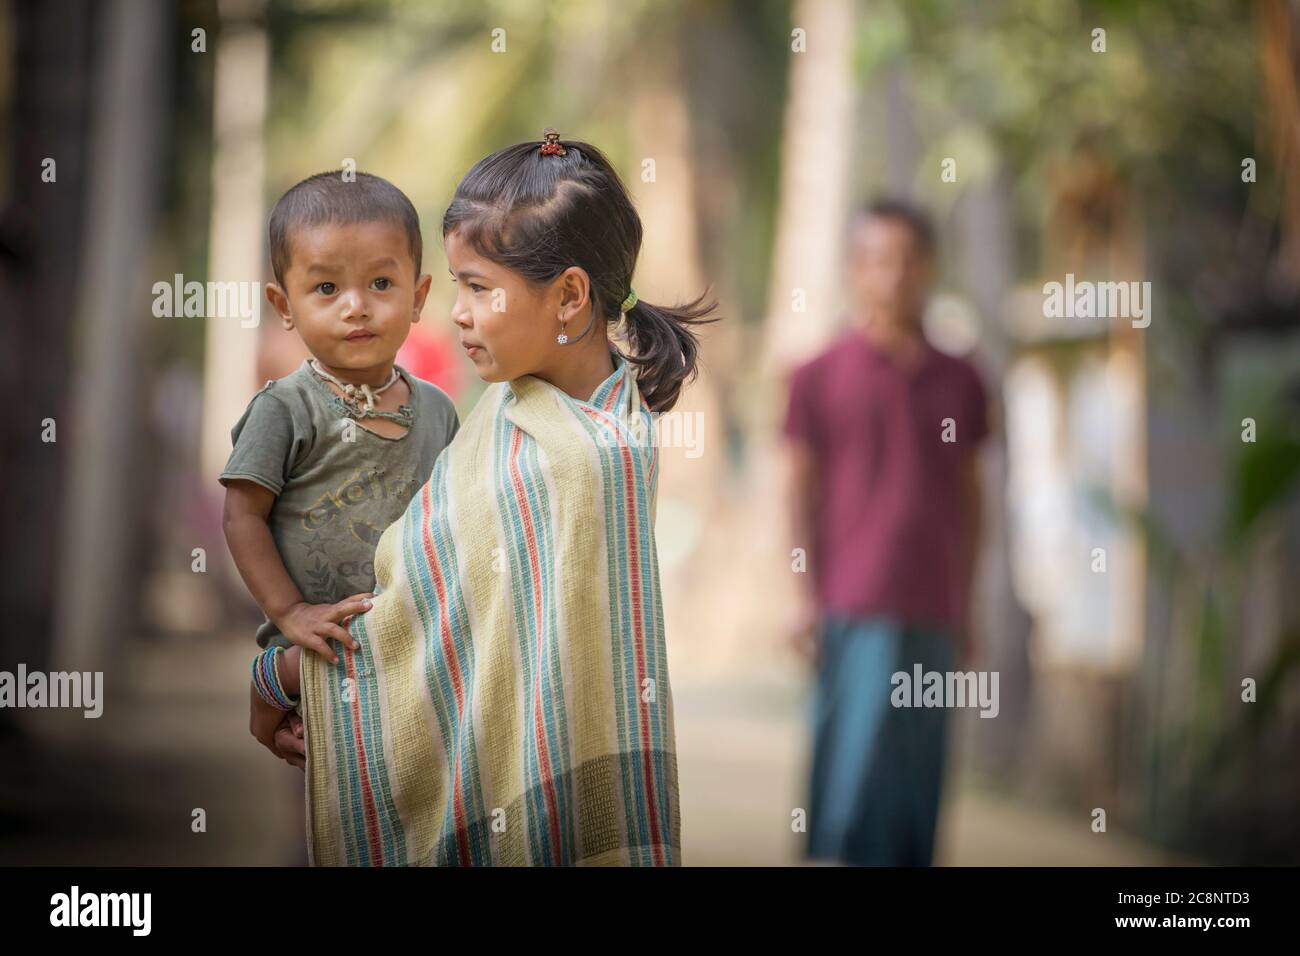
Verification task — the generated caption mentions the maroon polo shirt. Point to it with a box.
[782,328,990,635]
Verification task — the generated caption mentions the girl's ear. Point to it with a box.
[555,266,591,322]
[266,283,294,329]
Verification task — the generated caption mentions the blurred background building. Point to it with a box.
[1,0,1298,864]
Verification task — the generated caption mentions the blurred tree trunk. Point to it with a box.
[953,169,1036,776]
[200,1,268,484]
[0,0,96,730]
[626,28,732,672]
[759,0,855,374]
[706,0,857,674]
[1257,0,1300,285]
[50,0,167,677]
[880,61,919,197]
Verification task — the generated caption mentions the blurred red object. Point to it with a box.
[397,324,463,399]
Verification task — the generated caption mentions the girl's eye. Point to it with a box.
[372,277,391,291]
[316,282,336,295]
[449,276,487,294]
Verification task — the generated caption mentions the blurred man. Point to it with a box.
[782,199,990,866]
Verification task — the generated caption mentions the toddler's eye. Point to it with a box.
[469,283,486,294]
[372,277,391,291]
[316,282,336,295]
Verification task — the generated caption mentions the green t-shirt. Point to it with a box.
[219,359,459,648]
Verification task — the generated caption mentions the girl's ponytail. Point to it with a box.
[618,291,718,414]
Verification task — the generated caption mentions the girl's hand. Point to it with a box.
[249,681,290,757]
[271,593,373,664]
[275,713,306,771]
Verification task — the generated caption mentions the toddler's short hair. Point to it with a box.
[269,171,422,285]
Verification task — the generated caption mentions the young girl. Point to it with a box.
[295,129,717,866]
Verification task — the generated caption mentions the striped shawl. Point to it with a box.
[300,357,681,865]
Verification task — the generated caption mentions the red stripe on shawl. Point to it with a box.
[507,426,564,858]
[602,372,621,411]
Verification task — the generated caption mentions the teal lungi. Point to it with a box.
[806,616,955,866]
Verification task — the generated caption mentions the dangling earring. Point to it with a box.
[556,312,569,345]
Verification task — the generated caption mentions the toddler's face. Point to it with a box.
[445,228,568,384]
[270,220,431,372]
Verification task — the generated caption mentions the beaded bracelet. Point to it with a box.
[251,646,299,711]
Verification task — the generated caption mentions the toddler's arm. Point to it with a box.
[222,479,371,664]
[277,645,302,698]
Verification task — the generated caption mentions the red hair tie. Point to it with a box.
[540,128,567,156]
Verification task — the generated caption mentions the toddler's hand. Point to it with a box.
[273,592,374,664]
